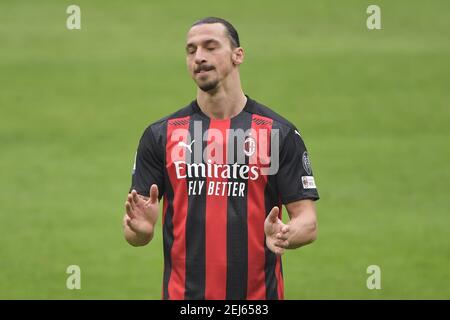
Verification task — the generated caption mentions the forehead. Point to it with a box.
[186,23,228,44]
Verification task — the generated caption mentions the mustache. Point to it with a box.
[194,64,215,73]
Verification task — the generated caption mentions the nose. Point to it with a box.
[194,47,207,65]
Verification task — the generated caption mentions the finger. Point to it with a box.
[267,241,285,255]
[276,233,289,241]
[273,247,285,255]
[268,206,279,223]
[127,194,135,210]
[149,184,159,204]
[275,240,289,249]
[125,202,135,219]
[281,225,289,234]
[126,218,136,232]
[131,190,140,206]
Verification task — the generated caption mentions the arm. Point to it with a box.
[123,184,160,247]
[267,126,320,255]
[264,199,318,255]
[284,199,318,249]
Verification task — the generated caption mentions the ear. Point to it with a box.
[232,47,244,66]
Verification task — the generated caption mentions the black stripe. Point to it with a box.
[184,114,210,299]
[225,111,252,299]
[162,123,174,300]
[264,174,280,300]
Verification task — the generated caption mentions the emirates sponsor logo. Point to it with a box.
[174,160,259,180]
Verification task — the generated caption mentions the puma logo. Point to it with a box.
[178,140,195,153]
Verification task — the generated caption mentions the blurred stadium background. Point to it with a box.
[0,0,449,299]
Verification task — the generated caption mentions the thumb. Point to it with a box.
[268,206,279,223]
[149,184,159,204]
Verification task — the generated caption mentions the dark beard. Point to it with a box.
[198,79,219,92]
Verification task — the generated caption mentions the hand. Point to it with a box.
[264,206,290,255]
[124,184,160,239]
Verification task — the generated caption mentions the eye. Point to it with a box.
[206,46,216,51]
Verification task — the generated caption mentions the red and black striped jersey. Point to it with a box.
[130,96,319,300]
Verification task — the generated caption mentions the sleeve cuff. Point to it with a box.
[281,192,320,205]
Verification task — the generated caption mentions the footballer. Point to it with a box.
[123,17,319,300]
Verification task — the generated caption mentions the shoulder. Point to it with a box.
[245,96,300,138]
[141,100,196,139]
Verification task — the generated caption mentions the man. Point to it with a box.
[123,17,319,300]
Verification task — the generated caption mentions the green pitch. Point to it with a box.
[0,0,449,299]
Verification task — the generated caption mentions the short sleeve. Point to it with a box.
[129,126,165,198]
[276,128,319,204]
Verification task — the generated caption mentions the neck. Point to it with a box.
[196,71,247,119]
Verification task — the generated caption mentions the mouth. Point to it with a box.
[195,66,215,74]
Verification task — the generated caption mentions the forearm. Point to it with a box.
[286,215,317,249]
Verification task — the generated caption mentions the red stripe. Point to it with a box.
[166,117,190,300]
[205,119,230,299]
[247,115,273,299]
